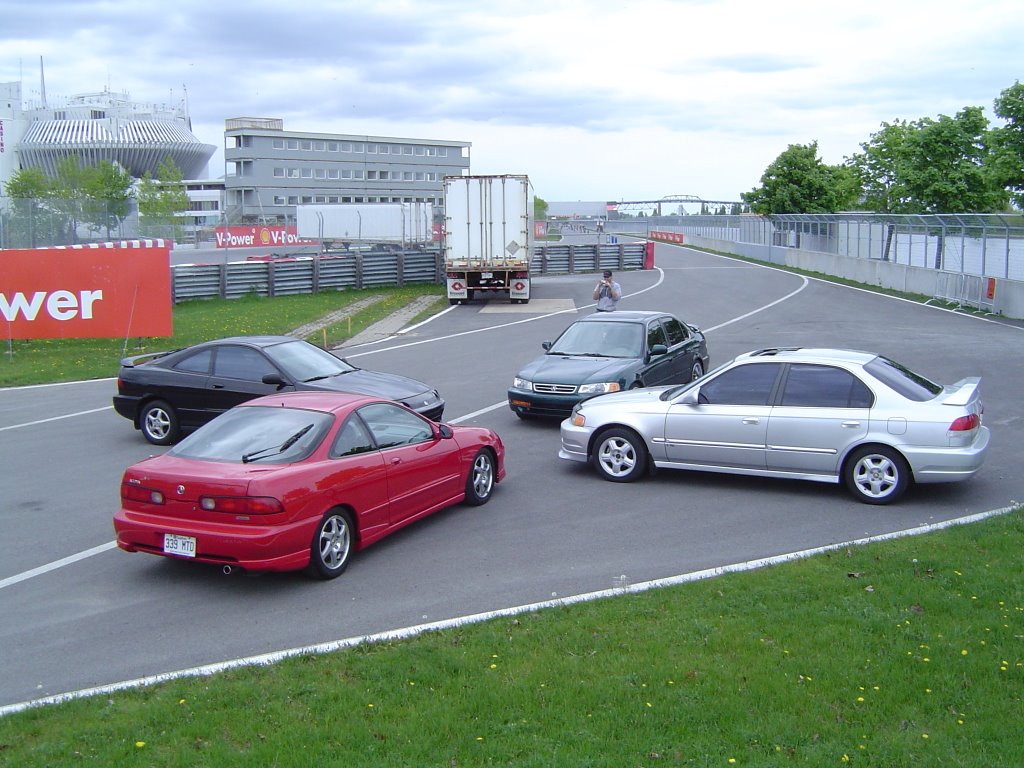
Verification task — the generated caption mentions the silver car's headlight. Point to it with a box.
[513,377,534,391]
[578,382,622,395]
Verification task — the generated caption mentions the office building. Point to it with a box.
[223,117,471,222]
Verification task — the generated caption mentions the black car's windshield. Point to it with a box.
[266,340,357,381]
[169,406,333,463]
[549,321,643,358]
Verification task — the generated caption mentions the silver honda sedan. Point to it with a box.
[559,347,990,505]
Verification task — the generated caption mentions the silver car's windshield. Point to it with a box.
[549,321,643,358]
[266,340,357,381]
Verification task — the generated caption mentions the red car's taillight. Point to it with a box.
[198,496,284,515]
[948,413,980,432]
[121,483,165,505]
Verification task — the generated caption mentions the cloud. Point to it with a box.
[1,0,1020,201]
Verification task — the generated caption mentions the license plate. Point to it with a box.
[163,533,197,558]
[480,272,493,278]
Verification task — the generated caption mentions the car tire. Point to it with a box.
[140,399,180,445]
[306,510,354,579]
[464,449,496,506]
[844,445,909,505]
[690,360,705,381]
[592,427,648,482]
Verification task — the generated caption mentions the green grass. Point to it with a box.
[0,285,445,388]
[1,509,1021,766]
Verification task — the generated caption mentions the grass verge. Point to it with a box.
[0,509,1021,766]
[0,285,445,388]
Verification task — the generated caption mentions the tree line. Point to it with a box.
[743,81,1024,215]
[2,156,190,247]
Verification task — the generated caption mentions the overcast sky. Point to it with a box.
[1,0,1020,204]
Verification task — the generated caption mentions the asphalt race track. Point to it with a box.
[2,243,1022,711]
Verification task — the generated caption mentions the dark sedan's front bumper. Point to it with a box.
[507,388,586,420]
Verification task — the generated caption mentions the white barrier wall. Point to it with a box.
[683,234,1024,320]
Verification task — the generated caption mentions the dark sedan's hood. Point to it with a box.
[517,354,637,385]
[301,368,432,399]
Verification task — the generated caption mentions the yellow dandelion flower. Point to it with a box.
[135,741,145,748]
[922,733,929,739]
[961,650,968,656]
[857,696,865,702]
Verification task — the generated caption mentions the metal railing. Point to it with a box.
[630,213,1024,281]
[169,242,648,303]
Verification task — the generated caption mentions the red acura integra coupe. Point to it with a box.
[114,391,504,579]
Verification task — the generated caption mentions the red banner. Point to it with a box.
[214,225,317,249]
[1,245,173,339]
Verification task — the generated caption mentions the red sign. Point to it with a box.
[1,244,173,339]
[214,225,317,249]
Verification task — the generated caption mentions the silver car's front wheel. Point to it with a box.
[844,446,909,505]
[592,428,648,483]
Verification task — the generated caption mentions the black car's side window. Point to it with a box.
[329,415,377,458]
[174,349,213,374]
[780,364,874,408]
[213,346,279,381]
[662,318,689,346]
[699,363,781,406]
[647,322,668,350]
[357,402,433,449]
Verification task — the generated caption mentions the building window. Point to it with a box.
[273,167,285,177]
[328,196,339,203]
[288,168,299,178]
[403,171,413,181]
[328,169,339,179]
[301,140,312,150]
[273,139,285,149]
[415,172,425,181]
[341,169,352,179]
[353,170,364,179]
[367,145,377,154]
[403,146,413,155]
[287,139,298,149]
[367,171,378,180]
[315,168,326,179]
[288,196,298,205]
[328,142,338,152]
[415,146,425,156]
[273,196,286,205]
[301,168,312,178]
[315,195,327,203]
[353,143,364,153]
[437,147,447,157]
[301,196,313,204]
[314,141,325,151]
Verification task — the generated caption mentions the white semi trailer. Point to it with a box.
[443,174,534,304]
[296,203,434,250]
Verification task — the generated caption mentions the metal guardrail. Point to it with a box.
[170,244,642,303]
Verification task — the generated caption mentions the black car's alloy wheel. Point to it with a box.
[140,400,180,445]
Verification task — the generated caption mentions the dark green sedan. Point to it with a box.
[507,311,710,420]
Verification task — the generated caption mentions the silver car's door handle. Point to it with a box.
[841,421,861,428]
[742,417,760,425]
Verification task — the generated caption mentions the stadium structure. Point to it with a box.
[0,75,215,190]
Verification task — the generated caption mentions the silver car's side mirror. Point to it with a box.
[676,387,700,405]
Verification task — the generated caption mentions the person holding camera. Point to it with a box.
[593,270,622,312]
